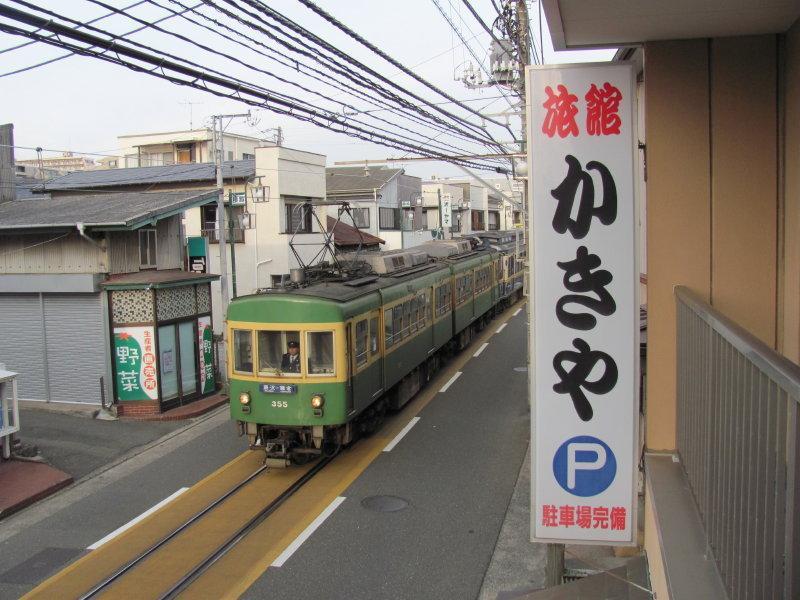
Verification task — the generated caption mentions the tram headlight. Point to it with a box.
[310,394,325,408]
[239,391,251,405]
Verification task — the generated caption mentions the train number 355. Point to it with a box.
[270,400,288,408]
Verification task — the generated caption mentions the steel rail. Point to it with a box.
[157,456,334,599]
[78,464,270,600]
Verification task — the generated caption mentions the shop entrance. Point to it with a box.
[158,320,198,411]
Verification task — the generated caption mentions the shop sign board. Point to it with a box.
[113,326,159,401]
[527,63,639,545]
[441,193,452,228]
[198,316,215,394]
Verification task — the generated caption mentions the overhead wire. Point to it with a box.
[203,0,506,151]
[76,0,491,160]
[0,0,200,79]
[289,0,514,137]
[146,0,499,158]
[0,6,507,172]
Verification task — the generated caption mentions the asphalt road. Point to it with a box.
[244,308,530,600]
[18,408,182,479]
[0,408,248,599]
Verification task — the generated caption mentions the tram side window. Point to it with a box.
[307,331,335,375]
[393,305,403,342]
[258,331,300,374]
[369,317,379,354]
[385,308,394,348]
[355,319,368,367]
[233,329,253,374]
[402,301,412,338]
[409,298,419,333]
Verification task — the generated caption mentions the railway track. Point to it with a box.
[77,457,332,600]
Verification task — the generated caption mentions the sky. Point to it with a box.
[0,0,614,180]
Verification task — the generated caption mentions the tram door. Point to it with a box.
[351,312,382,413]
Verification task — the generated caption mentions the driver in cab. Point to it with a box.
[281,340,301,373]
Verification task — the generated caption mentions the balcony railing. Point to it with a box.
[676,286,799,600]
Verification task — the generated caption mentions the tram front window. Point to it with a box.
[233,329,253,374]
[307,331,335,376]
[258,330,300,374]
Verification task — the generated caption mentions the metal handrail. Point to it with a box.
[675,285,800,599]
[676,285,800,400]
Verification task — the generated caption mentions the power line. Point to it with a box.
[143,0,496,159]
[291,0,513,136]
[77,0,489,160]
[0,0,147,55]
[460,0,506,51]
[0,6,507,172]
[202,0,506,150]
[0,0,200,79]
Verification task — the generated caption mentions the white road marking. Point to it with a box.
[496,323,507,333]
[383,417,421,452]
[513,308,522,316]
[271,496,347,567]
[87,487,189,550]
[473,342,489,358]
[439,371,462,393]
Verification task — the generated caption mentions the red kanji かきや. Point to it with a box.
[585,82,623,136]
[542,84,579,138]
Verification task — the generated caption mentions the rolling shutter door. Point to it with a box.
[0,294,47,400]
[43,293,105,404]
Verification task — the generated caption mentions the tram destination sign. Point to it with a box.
[260,383,297,394]
[526,63,639,545]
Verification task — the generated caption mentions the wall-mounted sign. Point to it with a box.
[187,236,207,273]
[113,326,159,401]
[527,63,638,545]
[229,191,246,206]
[198,316,215,394]
[441,194,452,228]
[401,200,411,208]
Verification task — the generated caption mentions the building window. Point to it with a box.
[176,143,195,163]
[488,211,500,231]
[124,154,139,168]
[242,153,255,160]
[139,228,157,269]
[285,202,313,234]
[162,152,174,165]
[227,150,234,161]
[379,207,401,230]
[201,204,245,243]
[471,210,485,231]
[339,207,370,229]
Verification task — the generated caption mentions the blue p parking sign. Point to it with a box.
[552,435,617,497]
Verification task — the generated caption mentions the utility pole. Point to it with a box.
[211,111,249,317]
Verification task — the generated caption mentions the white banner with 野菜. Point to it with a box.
[113,326,159,401]
[527,63,639,545]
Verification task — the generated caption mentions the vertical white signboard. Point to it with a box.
[441,193,452,228]
[527,63,639,544]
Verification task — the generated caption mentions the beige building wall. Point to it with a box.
[645,32,799,451]
[644,39,711,451]
[782,20,800,363]
[710,36,778,348]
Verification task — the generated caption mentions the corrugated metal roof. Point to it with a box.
[0,190,216,230]
[326,166,403,195]
[39,160,254,191]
